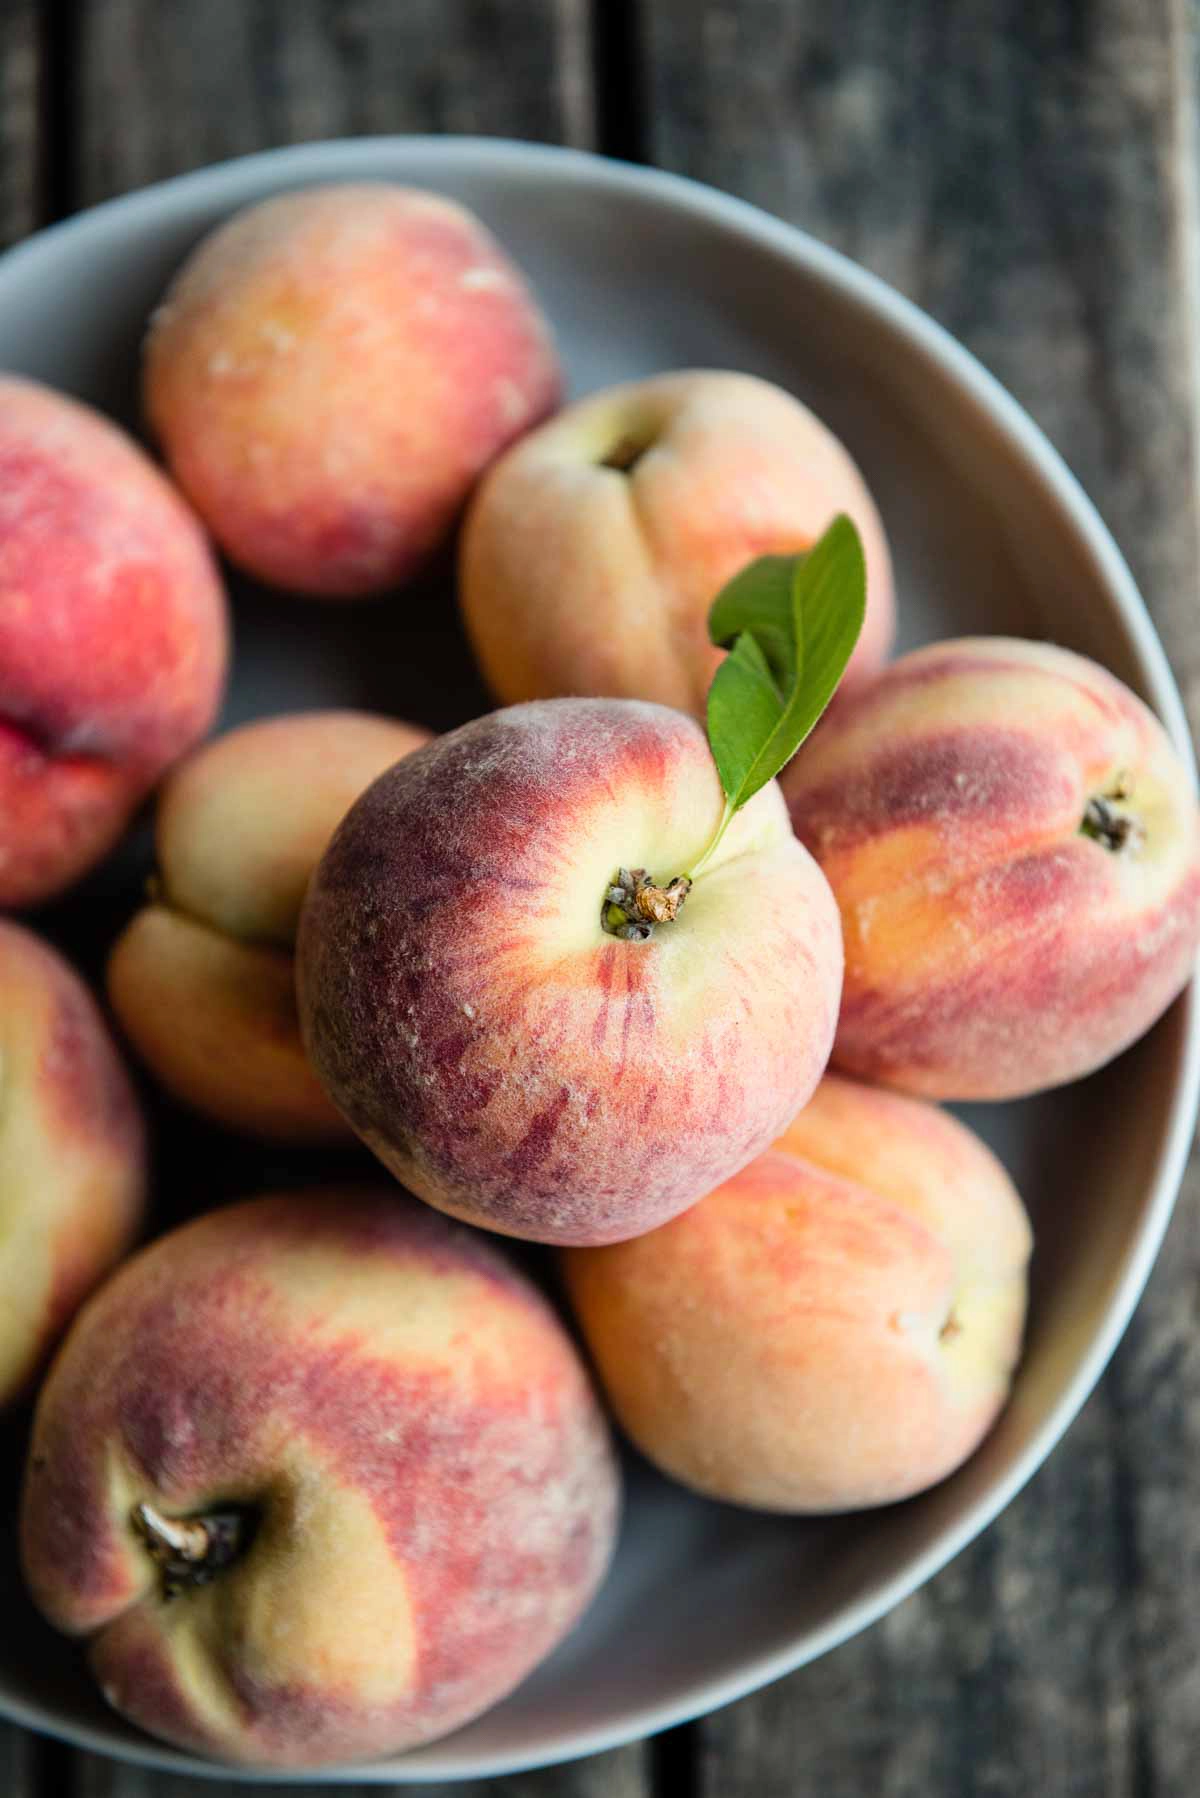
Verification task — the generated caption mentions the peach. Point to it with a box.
[0,920,145,1406]
[563,1073,1031,1512]
[783,636,1200,1099]
[21,1189,619,1769]
[296,697,843,1245]
[144,183,562,597]
[459,370,894,714]
[0,375,229,910]
[107,710,430,1141]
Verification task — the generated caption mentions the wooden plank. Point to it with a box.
[71,0,594,207]
[641,2,1200,1795]
[0,13,52,1789]
[0,0,40,248]
[466,1759,654,1798]
[0,1723,38,1798]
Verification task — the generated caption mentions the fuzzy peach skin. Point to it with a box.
[107,711,430,1141]
[783,636,1200,1100]
[0,920,145,1406]
[143,183,561,597]
[296,698,843,1245]
[563,1072,1031,1512]
[459,370,894,714]
[21,1190,619,1770]
[0,375,229,909]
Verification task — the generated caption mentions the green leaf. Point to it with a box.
[704,514,866,816]
[707,555,799,696]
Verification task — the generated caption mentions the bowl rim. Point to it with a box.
[2,132,1198,1785]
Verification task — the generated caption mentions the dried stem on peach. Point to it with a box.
[133,1499,253,1598]
[1082,776,1143,853]
[602,867,692,942]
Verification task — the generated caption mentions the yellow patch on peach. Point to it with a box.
[107,910,342,1142]
[107,710,429,1142]
[157,710,432,945]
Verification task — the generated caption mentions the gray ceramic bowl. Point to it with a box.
[0,137,1196,1785]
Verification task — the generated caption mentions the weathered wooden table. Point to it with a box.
[3,2,1199,1793]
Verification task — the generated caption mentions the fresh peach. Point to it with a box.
[296,697,843,1245]
[563,1073,1031,1512]
[459,370,894,714]
[0,920,145,1406]
[21,1190,619,1769]
[107,710,430,1141]
[144,184,561,597]
[783,637,1200,1099]
[0,375,229,910]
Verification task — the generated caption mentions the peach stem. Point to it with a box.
[686,799,736,881]
[1081,794,1139,852]
[603,868,691,942]
[133,1499,250,1597]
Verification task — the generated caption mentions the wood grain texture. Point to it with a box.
[71,0,594,207]
[640,2,1200,1794]
[1,5,49,1779]
[0,0,40,247]
[0,1723,38,1798]
[71,1746,650,1798]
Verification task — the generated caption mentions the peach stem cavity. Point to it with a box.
[133,1498,256,1599]
[1081,775,1141,853]
[597,433,649,474]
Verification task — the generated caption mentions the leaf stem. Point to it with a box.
[686,800,736,882]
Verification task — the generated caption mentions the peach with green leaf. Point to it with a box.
[297,521,866,1245]
[783,637,1200,1099]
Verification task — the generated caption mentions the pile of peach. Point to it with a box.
[3,181,1198,1773]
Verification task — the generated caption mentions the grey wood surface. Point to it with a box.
[71,0,594,208]
[3,0,1200,1793]
[70,1749,653,1798]
[2,1,47,1788]
[0,1722,37,1798]
[0,0,39,249]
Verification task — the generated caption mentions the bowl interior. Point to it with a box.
[0,138,1195,1784]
